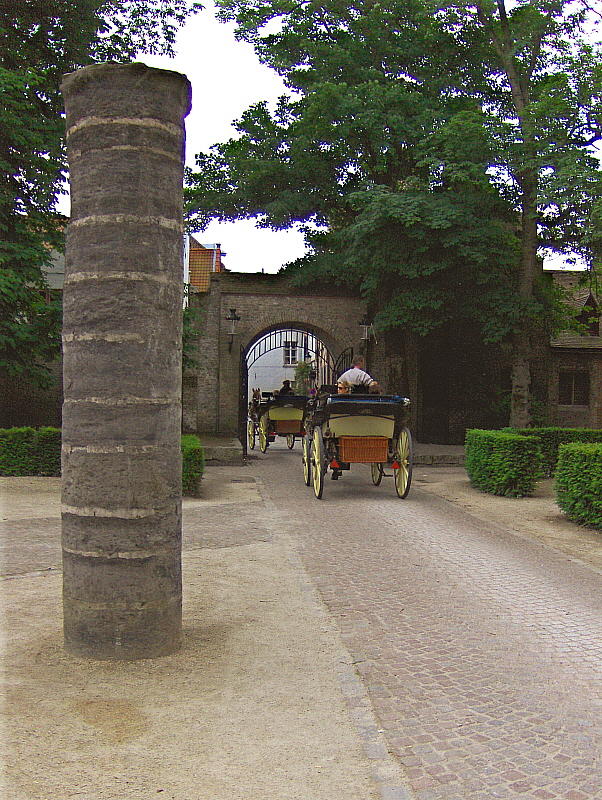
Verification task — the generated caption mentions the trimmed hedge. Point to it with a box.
[503,427,602,476]
[181,434,205,496]
[0,426,61,476]
[555,443,602,530]
[465,429,543,497]
[0,427,205,496]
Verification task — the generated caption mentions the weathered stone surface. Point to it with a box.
[65,222,183,276]
[67,121,183,157]
[63,599,182,661]
[70,148,183,220]
[63,551,181,605]
[62,339,181,398]
[62,509,182,554]
[61,62,190,659]
[62,280,182,336]
[61,402,181,446]
[61,62,191,135]
[62,449,182,510]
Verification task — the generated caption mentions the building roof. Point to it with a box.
[188,236,226,292]
[550,270,601,348]
[550,270,599,309]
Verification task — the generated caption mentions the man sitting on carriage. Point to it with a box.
[337,356,380,394]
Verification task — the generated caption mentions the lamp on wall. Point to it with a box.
[360,315,378,344]
[225,308,241,352]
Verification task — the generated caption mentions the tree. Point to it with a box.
[189,2,518,329]
[187,0,601,426]
[1,1,202,384]
[438,0,602,425]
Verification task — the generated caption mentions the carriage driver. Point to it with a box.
[337,356,380,393]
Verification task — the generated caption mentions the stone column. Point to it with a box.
[60,63,191,659]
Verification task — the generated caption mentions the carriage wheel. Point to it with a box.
[311,427,325,499]
[370,462,383,486]
[247,418,256,450]
[259,415,269,453]
[302,434,312,486]
[286,433,295,449]
[394,427,413,498]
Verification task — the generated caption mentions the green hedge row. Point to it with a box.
[465,429,543,497]
[555,443,602,530]
[181,434,205,496]
[503,427,602,476]
[0,427,205,496]
[0,427,61,476]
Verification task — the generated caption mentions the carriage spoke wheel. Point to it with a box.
[247,418,256,450]
[286,433,295,449]
[370,462,383,486]
[394,427,413,498]
[302,434,312,486]
[311,427,325,499]
[259,415,269,453]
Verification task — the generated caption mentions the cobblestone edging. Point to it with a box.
[284,542,416,800]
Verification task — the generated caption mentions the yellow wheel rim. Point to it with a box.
[259,415,269,453]
[302,435,311,485]
[312,427,324,499]
[394,428,412,498]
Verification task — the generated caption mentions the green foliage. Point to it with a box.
[0,426,61,476]
[0,428,205,492]
[0,427,38,476]
[1,1,201,385]
[505,427,602,477]
[182,288,203,371]
[555,443,602,529]
[189,0,600,353]
[465,429,543,497]
[293,360,312,394]
[34,427,62,476]
[181,434,205,495]
[188,0,600,427]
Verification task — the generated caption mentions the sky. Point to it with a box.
[139,2,307,274]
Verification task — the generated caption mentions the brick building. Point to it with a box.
[2,250,600,440]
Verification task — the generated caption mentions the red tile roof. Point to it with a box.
[188,236,225,292]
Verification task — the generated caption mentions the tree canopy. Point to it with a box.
[1,0,202,384]
[187,0,601,425]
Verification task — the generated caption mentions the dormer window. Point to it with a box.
[576,293,600,336]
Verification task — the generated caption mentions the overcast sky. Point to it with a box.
[138,1,307,274]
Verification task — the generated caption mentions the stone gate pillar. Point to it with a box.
[60,63,191,659]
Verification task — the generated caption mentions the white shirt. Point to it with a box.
[338,367,375,386]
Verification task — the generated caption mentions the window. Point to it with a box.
[283,340,297,366]
[558,371,590,405]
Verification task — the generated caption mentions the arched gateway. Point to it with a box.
[185,271,367,439]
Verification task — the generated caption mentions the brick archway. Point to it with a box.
[188,272,366,435]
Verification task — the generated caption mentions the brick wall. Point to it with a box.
[191,272,366,435]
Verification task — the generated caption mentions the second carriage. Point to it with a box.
[301,390,413,499]
[247,391,309,453]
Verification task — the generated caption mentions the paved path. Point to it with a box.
[3,444,601,800]
[248,441,602,800]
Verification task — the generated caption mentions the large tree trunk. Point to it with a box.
[509,171,539,428]
[60,63,191,659]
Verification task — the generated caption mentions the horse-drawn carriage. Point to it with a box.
[247,389,309,453]
[301,389,413,499]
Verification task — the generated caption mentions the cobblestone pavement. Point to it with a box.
[249,443,602,800]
